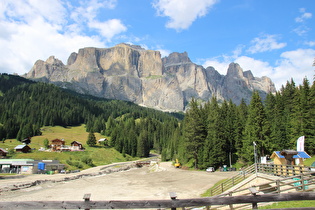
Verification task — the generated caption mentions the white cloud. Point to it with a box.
[305,41,315,47]
[274,49,315,87]
[247,34,287,54]
[152,0,218,31]
[155,47,171,58]
[202,48,315,90]
[88,19,127,41]
[234,56,273,77]
[0,0,126,75]
[295,8,312,23]
[293,8,312,36]
[203,58,230,75]
[69,0,126,40]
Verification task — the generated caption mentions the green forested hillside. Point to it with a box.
[0,73,181,158]
[177,78,315,169]
[1,73,314,170]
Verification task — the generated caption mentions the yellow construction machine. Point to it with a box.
[174,159,181,168]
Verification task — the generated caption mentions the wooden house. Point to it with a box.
[50,139,65,151]
[270,150,311,166]
[70,141,84,151]
[98,138,108,146]
[14,145,31,153]
[0,148,8,157]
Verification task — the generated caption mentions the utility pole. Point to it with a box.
[253,141,257,176]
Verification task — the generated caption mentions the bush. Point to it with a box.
[81,156,94,167]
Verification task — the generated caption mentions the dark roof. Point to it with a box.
[0,148,8,153]
[274,151,311,159]
[51,139,65,142]
[280,150,298,156]
[71,141,82,144]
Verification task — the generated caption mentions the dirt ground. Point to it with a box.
[0,162,237,202]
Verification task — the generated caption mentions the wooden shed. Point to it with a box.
[14,145,31,153]
[70,141,84,151]
[270,150,311,166]
[0,148,8,157]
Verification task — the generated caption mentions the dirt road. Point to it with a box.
[0,162,237,202]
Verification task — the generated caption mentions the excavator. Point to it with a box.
[174,159,181,168]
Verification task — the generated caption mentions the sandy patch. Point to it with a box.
[0,162,236,202]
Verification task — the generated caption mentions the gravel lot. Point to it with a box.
[0,162,237,202]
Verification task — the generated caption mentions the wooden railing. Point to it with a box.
[209,164,255,196]
[257,163,314,177]
[0,192,314,209]
[206,163,315,209]
[209,163,315,196]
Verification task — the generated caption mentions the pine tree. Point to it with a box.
[137,130,150,157]
[242,91,270,162]
[87,132,97,147]
[183,98,207,169]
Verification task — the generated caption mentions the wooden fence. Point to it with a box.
[209,164,255,196]
[209,163,315,196]
[0,192,314,209]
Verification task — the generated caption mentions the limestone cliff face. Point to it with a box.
[26,43,276,111]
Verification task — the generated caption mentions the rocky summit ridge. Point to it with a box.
[25,43,276,112]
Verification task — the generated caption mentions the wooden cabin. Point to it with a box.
[270,150,311,166]
[0,148,8,157]
[70,141,84,151]
[50,139,65,151]
[14,145,31,153]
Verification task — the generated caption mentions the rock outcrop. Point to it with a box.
[25,43,276,111]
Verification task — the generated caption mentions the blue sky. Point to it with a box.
[0,0,314,90]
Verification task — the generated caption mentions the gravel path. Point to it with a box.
[0,162,237,202]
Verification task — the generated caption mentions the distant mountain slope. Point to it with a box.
[0,74,180,141]
[26,43,276,111]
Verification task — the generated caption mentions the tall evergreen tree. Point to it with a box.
[87,132,97,147]
[183,98,207,169]
[242,91,270,162]
[137,130,150,157]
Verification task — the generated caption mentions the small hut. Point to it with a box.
[14,145,31,153]
[0,148,8,157]
[270,150,311,166]
[70,141,84,151]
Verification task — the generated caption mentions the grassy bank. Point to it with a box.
[1,125,137,170]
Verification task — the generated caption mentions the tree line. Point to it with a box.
[172,78,315,169]
[1,73,314,169]
[0,74,181,159]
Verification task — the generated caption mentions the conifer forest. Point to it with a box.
[0,74,314,169]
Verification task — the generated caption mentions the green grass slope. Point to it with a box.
[1,125,136,170]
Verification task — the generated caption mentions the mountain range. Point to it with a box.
[25,43,276,112]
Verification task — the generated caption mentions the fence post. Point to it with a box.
[169,192,177,210]
[83,193,91,210]
[276,180,280,194]
[301,175,305,191]
[229,192,234,210]
[249,187,259,210]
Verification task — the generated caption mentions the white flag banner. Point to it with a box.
[297,136,305,151]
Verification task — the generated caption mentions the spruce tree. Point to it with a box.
[183,98,206,169]
[87,132,97,147]
[242,91,270,162]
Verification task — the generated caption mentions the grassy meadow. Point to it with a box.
[1,125,136,170]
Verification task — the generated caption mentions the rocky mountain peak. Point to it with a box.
[25,44,276,112]
[162,52,191,67]
[226,62,244,78]
[244,70,254,80]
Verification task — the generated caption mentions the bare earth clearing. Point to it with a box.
[0,162,236,202]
